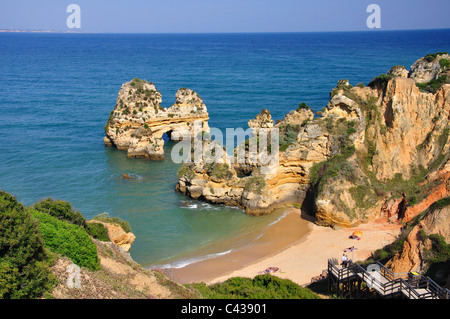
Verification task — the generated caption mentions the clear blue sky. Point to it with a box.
[1,0,450,33]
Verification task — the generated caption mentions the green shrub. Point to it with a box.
[0,191,55,299]
[33,198,87,228]
[439,58,450,69]
[428,234,450,264]
[177,163,196,180]
[424,52,448,62]
[86,222,110,241]
[244,176,266,195]
[432,196,450,209]
[93,212,131,233]
[31,210,100,271]
[279,143,290,152]
[368,74,394,89]
[297,102,310,111]
[191,275,320,299]
[416,75,448,94]
[279,124,300,151]
[209,163,233,181]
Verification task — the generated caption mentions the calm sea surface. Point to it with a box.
[1,30,449,267]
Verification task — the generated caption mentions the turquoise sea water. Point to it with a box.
[1,30,449,267]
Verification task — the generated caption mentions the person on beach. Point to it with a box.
[341,254,349,267]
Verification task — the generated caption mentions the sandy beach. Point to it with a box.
[167,208,402,287]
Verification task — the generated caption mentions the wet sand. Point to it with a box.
[208,214,402,286]
[163,208,402,287]
[166,209,313,284]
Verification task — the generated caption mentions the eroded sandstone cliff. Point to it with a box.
[176,53,450,228]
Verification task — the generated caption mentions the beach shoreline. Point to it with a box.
[163,208,402,287]
[162,208,313,284]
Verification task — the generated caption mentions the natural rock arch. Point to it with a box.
[104,78,210,160]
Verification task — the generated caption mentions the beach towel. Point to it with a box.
[258,267,279,275]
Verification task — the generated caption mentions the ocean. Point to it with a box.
[1,29,449,268]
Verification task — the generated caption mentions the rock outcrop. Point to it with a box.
[248,108,274,135]
[176,53,450,227]
[88,219,136,252]
[385,204,450,287]
[176,106,329,215]
[409,53,450,83]
[104,78,209,160]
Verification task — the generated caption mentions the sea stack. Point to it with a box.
[104,78,210,160]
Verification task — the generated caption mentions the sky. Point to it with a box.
[1,0,450,33]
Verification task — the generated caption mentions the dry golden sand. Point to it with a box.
[169,209,402,286]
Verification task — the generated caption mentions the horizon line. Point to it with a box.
[1,27,450,35]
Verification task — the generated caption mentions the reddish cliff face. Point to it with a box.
[385,204,450,287]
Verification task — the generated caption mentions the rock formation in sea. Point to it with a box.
[175,53,450,228]
[104,78,210,160]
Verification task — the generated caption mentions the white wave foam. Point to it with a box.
[254,212,288,240]
[267,211,288,227]
[150,249,233,269]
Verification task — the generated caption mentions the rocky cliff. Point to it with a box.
[104,78,209,160]
[384,201,450,288]
[176,53,450,228]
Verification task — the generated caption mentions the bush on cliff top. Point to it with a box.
[33,198,87,228]
[86,222,110,242]
[416,75,449,94]
[0,191,55,299]
[93,212,131,233]
[368,73,394,90]
[30,209,100,271]
[33,197,111,241]
[424,52,448,62]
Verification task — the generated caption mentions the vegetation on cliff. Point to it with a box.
[2,189,319,299]
[30,210,100,271]
[363,197,450,286]
[0,190,159,299]
[175,52,450,225]
[0,191,56,299]
[189,275,320,299]
[306,52,450,227]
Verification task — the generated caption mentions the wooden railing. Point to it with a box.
[327,259,450,299]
